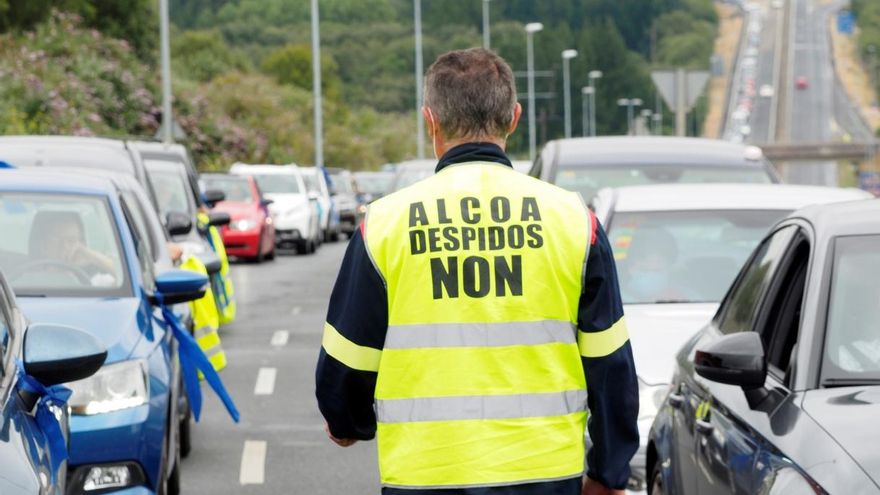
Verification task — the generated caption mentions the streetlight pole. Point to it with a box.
[562,49,578,138]
[159,0,173,144]
[588,70,603,137]
[525,22,543,162]
[617,98,643,135]
[414,0,426,159]
[581,86,593,137]
[310,0,324,167]
[482,0,491,50]
[640,109,653,135]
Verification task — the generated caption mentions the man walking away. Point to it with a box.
[316,48,639,495]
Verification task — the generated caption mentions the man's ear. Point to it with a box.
[508,103,523,135]
[422,106,436,139]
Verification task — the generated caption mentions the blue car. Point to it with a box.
[0,169,216,494]
[0,270,107,494]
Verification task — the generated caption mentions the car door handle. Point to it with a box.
[668,393,685,409]
[695,419,714,435]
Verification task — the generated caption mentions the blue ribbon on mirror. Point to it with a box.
[15,360,72,485]
[152,294,240,423]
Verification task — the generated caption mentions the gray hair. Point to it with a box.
[424,48,518,141]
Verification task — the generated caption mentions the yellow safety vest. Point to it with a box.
[180,255,227,373]
[362,162,592,488]
[198,212,237,325]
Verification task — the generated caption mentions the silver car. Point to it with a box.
[591,183,873,490]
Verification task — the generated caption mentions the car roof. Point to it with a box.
[127,140,187,157]
[394,159,437,170]
[792,198,880,237]
[230,163,299,174]
[0,135,136,175]
[0,168,117,196]
[603,184,873,212]
[550,136,766,168]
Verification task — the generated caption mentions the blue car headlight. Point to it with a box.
[67,360,148,415]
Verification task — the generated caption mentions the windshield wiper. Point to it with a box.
[652,299,695,304]
[15,292,47,297]
[823,378,880,388]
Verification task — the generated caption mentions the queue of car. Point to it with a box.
[522,135,878,494]
[0,135,249,494]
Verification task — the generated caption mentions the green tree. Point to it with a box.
[172,29,249,82]
[261,43,342,100]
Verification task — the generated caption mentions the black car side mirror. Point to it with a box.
[695,331,768,385]
[260,198,274,207]
[203,189,225,207]
[208,211,231,227]
[166,211,193,236]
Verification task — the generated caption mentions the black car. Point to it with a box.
[648,199,880,494]
[529,136,781,203]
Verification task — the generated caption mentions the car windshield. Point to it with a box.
[146,160,192,217]
[823,235,880,380]
[356,174,392,195]
[0,192,129,297]
[394,169,434,190]
[254,174,301,194]
[608,209,788,305]
[330,174,354,193]
[203,177,253,203]
[555,165,772,202]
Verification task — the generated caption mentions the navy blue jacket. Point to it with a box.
[316,143,639,494]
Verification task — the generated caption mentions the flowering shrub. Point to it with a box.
[1,11,415,170]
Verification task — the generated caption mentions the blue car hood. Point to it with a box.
[18,297,148,363]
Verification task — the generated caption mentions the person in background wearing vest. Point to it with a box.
[316,48,639,495]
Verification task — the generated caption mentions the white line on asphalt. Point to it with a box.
[291,306,301,315]
[239,440,267,485]
[271,330,289,347]
[254,368,277,396]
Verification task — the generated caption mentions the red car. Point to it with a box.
[202,174,276,262]
[796,76,808,90]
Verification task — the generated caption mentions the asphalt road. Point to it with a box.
[750,3,782,143]
[180,241,381,493]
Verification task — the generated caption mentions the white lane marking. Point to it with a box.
[291,306,301,315]
[254,368,277,396]
[239,440,267,485]
[270,330,289,347]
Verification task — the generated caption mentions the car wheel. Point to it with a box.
[266,245,276,261]
[308,239,317,254]
[329,231,340,242]
[158,419,181,495]
[178,389,192,458]
[649,461,665,495]
[296,240,308,255]
[255,234,265,263]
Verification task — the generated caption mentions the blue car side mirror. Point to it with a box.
[24,324,107,386]
[150,269,208,306]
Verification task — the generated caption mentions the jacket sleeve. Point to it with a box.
[577,217,640,490]
[315,227,388,440]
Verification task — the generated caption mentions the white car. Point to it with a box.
[591,183,873,490]
[300,166,341,242]
[759,84,775,98]
[390,159,436,191]
[229,163,321,254]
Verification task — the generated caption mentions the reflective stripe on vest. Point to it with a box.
[362,163,593,488]
[198,212,237,325]
[180,256,227,373]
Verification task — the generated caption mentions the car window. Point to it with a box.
[253,174,301,194]
[607,210,789,304]
[203,177,254,203]
[120,196,155,291]
[121,191,161,262]
[554,166,772,203]
[755,233,810,384]
[145,160,194,218]
[330,174,354,193]
[0,192,130,297]
[717,225,798,334]
[822,235,880,379]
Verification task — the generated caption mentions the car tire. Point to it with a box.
[308,239,317,253]
[158,416,181,495]
[648,461,665,495]
[266,246,276,261]
[179,391,192,459]
[255,235,265,263]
